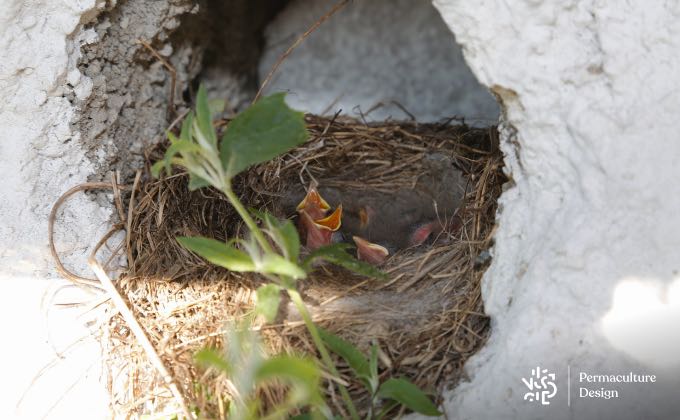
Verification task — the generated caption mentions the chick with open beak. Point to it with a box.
[296,187,330,219]
[296,188,343,250]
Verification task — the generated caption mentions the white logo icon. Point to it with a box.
[522,366,557,405]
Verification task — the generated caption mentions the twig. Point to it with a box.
[126,171,142,275]
[88,255,193,419]
[112,172,126,224]
[48,182,131,289]
[253,0,351,103]
[138,39,178,118]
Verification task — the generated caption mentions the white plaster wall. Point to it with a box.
[259,0,499,123]
[0,1,110,418]
[425,1,680,419]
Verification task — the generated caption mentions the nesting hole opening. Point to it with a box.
[101,0,506,417]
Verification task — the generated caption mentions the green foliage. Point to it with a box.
[259,253,307,280]
[303,244,388,280]
[195,326,328,420]
[177,235,306,280]
[377,378,442,417]
[256,356,323,405]
[274,220,300,262]
[319,328,372,391]
[320,329,441,418]
[255,284,282,323]
[195,85,218,148]
[220,93,308,180]
[152,84,434,419]
[194,347,232,375]
[152,86,307,191]
[177,236,255,272]
[252,210,301,263]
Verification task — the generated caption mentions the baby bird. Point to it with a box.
[296,187,330,219]
[296,188,342,250]
[352,235,390,265]
[287,154,466,264]
[295,188,389,264]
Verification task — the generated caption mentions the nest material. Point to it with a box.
[105,115,504,417]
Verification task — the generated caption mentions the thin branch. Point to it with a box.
[138,39,178,118]
[253,0,351,103]
[88,257,193,419]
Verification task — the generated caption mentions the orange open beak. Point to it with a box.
[314,204,342,231]
[296,187,331,220]
[300,205,343,250]
[352,235,389,265]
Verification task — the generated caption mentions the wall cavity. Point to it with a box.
[258,0,499,123]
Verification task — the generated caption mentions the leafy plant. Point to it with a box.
[153,85,439,418]
[319,329,441,418]
[195,326,328,420]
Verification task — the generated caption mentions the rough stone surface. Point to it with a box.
[74,0,197,176]
[0,0,113,417]
[259,0,499,123]
[420,1,680,419]
[0,0,200,417]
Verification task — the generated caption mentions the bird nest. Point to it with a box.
[104,115,504,417]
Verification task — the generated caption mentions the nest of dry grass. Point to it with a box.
[103,115,505,418]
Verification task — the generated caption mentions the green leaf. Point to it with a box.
[302,244,388,280]
[195,348,231,374]
[377,378,441,416]
[177,236,255,272]
[277,219,301,262]
[256,356,321,400]
[156,134,203,176]
[255,284,282,323]
[260,254,306,280]
[220,93,307,179]
[369,342,379,380]
[256,356,323,408]
[318,328,371,389]
[375,400,400,420]
[195,84,217,147]
[188,174,211,191]
[151,160,166,178]
[289,415,312,420]
[290,413,338,420]
[179,111,194,142]
[258,211,301,263]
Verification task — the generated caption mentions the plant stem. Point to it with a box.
[223,186,273,254]
[223,183,357,418]
[288,288,360,420]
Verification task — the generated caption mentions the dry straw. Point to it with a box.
[80,114,504,417]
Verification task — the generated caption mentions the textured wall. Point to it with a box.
[0,0,196,417]
[427,1,680,419]
[0,1,112,417]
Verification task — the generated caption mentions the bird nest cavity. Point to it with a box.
[104,115,505,417]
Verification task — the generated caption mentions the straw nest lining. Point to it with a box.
[105,114,504,417]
